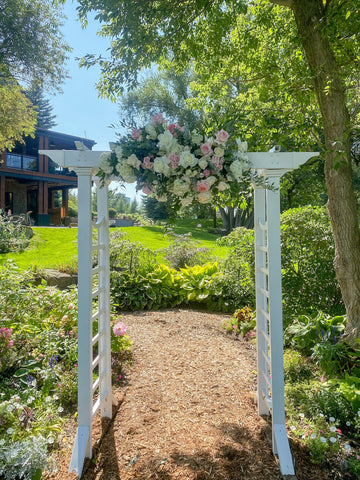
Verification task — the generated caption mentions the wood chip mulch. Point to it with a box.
[43,309,329,480]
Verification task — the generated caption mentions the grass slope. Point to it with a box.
[1,220,228,270]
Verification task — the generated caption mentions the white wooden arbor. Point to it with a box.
[40,148,318,478]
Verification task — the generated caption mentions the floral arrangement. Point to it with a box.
[98,113,251,207]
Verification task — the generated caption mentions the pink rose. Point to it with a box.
[216,129,229,144]
[200,142,213,156]
[196,180,210,193]
[131,128,142,140]
[203,169,210,178]
[142,156,154,170]
[168,123,184,136]
[142,185,153,195]
[211,156,224,170]
[169,153,180,168]
[152,113,165,124]
[113,321,127,337]
[7,340,14,348]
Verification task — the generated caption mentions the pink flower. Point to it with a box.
[142,156,154,170]
[202,169,210,178]
[142,186,153,195]
[7,340,14,348]
[68,303,74,310]
[211,156,224,170]
[169,153,180,168]
[113,321,127,337]
[337,429,342,435]
[152,113,165,124]
[168,123,184,136]
[216,129,229,144]
[320,373,325,382]
[131,128,142,140]
[200,143,213,156]
[196,180,210,193]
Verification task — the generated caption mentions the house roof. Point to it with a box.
[37,128,96,150]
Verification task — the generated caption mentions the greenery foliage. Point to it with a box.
[0,263,131,478]
[0,215,30,253]
[163,232,210,270]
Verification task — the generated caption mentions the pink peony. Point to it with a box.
[200,142,213,156]
[196,180,210,193]
[216,129,229,144]
[169,153,180,168]
[152,113,165,124]
[113,321,127,337]
[131,128,142,140]
[142,156,154,170]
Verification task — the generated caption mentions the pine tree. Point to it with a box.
[26,85,57,130]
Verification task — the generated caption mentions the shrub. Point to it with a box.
[222,307,255,337]
[284,312,346,355]
[214,227,255,311]
[281,206,343,316]
[163,233,210,270]
[0,215,30,253]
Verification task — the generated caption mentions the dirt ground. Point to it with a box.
[43,309,329,480]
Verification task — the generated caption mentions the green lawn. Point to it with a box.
[1,220,228,270]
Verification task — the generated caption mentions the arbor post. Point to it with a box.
[249,152,319,477]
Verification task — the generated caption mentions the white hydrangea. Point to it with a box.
[116,163,136,183]
[230,159,244,179]
[145,122,157,139]
[180,151,197,168]
[99,152,113,174]
[236,138,248,152]
[126,154,141,169]
[115,145,123,160]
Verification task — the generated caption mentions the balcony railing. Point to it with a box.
[5,153,38,171]
[4,153,76,177]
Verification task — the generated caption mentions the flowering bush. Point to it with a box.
[98,114,251,207]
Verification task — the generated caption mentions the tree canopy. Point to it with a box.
[0,0,69,149]
[77,0,360,342]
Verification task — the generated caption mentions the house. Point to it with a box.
[0,128,95,225]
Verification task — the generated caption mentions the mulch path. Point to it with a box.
[44,309,328,480]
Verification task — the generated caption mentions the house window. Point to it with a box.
[5,192,13,213]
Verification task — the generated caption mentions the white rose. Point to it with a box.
[207,175,217,187]
[99,153,113,174]
[214,147,224,157]
[116,163,136,183]
[158,130,177,152]
[236,139,248,152]
[205,136,215,146]
[217,181,230,191]
[181,196,193,207]
[191,131,203,145]
[198,191,212,204]
[227,174,234,182]
[198,158,208,170]
[172,179,191,197]
[145,122,157,139]
[180,151,198,168]
[126,154,141,169]
[154,156,170,176]
[230,160,244,179]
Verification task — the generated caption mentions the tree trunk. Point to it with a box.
[291,0,360,343]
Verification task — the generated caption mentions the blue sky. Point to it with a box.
[50,1,138,199]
